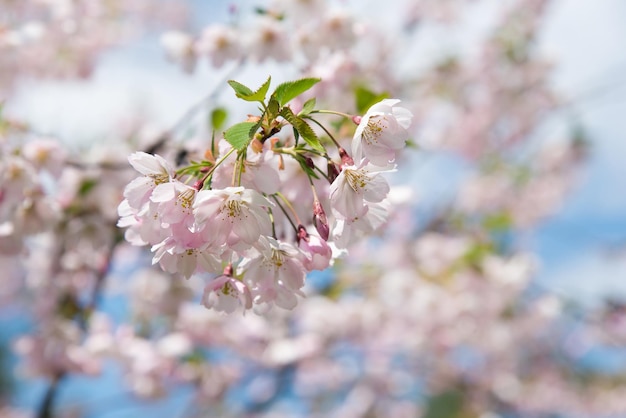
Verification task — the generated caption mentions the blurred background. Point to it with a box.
[1,0,626,417]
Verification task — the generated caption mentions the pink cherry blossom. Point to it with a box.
[211,141,282,195]
[21,138,66,176]
[150,180,198,228]
[160,30,196,73]
[240,237,307,310]
[331,200,389,248]
[194,24,242,68]
[151,236,222,278]
[193,186,273,248]
[202,274,252,313]
[329,159,391,221]
[298,228,332,271]
[352,99,413,166]
[124,152,174,210]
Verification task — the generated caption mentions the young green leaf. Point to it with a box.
[272,78,320,106]
[280,107,324,153]
[267,97,280,120]
[292,127,300,146]
[248,76,272,102]
[224,121,257,151]
[78,178,98,197]
[355,86,390,114]
[210,107,228,131]
[228,80,253,97]
[228,77,271,103]
[298,97,316,116]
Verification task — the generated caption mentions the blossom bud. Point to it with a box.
[297,224,309,243]
[352,115,362,125]
[304,156,315,169]
[223,263,233,276]
[193,180,204,190]
[327,161,340,183]
[338,147,354,166]
[313,200,329,241]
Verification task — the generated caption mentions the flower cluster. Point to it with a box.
[0,0,188,95]
[161,2,358,72]
[118,78,412,313]
[0,138,65,254]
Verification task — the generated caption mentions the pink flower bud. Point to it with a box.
[297,224,309,243]
[338,147,354,166]
[313,200,329,241]
[223,263,233,276]
[327,161,340,184]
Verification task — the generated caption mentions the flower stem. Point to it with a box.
[304,116,343,149]
[197,146,236,189]
[275,192,302,225]
[310,109,353,119]
[271,195,299,234]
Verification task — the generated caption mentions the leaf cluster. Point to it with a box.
[224,77,323,152]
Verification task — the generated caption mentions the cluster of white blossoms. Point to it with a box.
[117,79,412,314]
[331,99,413,247]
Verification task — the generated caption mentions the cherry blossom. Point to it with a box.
[193,186,273,249]
[195,24,242,68]
[123,151,175,210]
[352,99,413,166]
[202,270,253,314]
[160,30,196,73]
[329,159,391,221]
[240,236,307,310]
[298,227,333,271]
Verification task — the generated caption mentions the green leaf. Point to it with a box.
[298,97,316,116]
[254,7,284,20]
[355,86,390,114]
[78,178,98,196]
[272,78,320,106]
[267,97,280,120]
[227,80,253,97]
[249,76,271,102]
[210,107,227,131]
[224,121,257,151]
[280,107,324,153]
[228,77,271,102]
[483,212,512,232]
[462,242,493,267]
[423,390,466,418]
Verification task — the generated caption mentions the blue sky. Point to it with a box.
[531,0,626,305]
